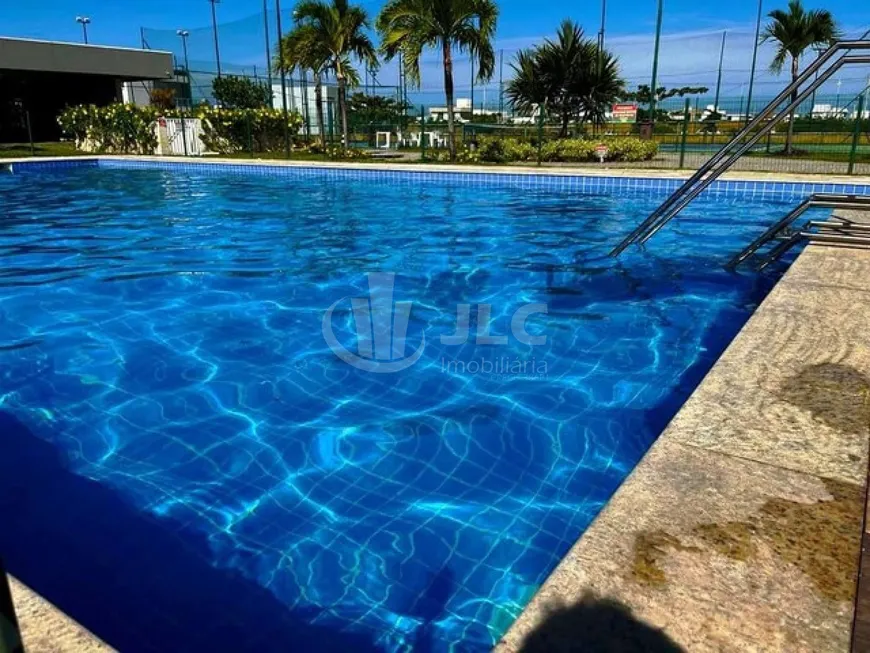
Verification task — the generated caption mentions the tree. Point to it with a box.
[212,75,273,109]
[761,0,839,154]
[621,85,709,104]
[347,93,411,125]
[150,88,177,112]
[291,0,378,149]
[377,0,498,160]
[505,21,624,136]
[276,24,330,145]
[504,49,554,126]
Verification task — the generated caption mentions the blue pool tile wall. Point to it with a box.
[10,157,870,200]
[0,159,850,652]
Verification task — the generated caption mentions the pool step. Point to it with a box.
[727,194,870,270]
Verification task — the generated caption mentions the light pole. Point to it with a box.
[809,46,824,119]
[275,0,291,156]
[744,0,763,125]
[177,30,191,105]
[208,0,222,78]
[597,0,607,74]
[648,0,664,129]
[76,16,91,44]
[176,30,191,72]
[263,0,273,91]
[713,31,726,114]
[836,79,842,112]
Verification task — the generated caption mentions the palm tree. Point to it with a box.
[377,0,498,160]
[505,48,557,130]
[292,0,378,149]
[575,45,624,127]
[276,25,330,146]
[761,0,839,154]
[506,21,623,136]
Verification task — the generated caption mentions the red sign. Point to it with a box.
[611,103,638,123]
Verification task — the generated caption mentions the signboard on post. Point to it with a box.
[595,144,609,163]
[611,103,638,123]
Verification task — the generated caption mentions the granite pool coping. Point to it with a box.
[498,230,870,652]
[3,154,870,185]
[7,577,110,652]
[4,157,869,650]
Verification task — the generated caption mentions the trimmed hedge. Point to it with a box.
[58,104,304,155]
[195,106,303,154]
[58,104,158,154]
[440,135,658,164]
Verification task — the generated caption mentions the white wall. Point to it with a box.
[121,81,153,107]
[270,83,338,136]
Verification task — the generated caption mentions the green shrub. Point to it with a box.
[194,106,303,154]
[441,135,658,164]
[212,75,273,109]
[58,104,158,154]
[305,143,369,159]
[605,137,658,161]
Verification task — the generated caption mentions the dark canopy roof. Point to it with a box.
[0,37,173,80]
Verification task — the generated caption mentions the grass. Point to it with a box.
[0,142,82,158]
[745,148,870,164]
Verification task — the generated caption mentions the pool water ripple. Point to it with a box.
[0,167,818,651]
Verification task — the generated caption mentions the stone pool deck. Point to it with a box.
[3,158,870,651]
[7,577,109,652]
[498,224,870,652]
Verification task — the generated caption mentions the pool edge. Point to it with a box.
[497,215,870,652]
[4,154,870,186]
[8,576,111,652]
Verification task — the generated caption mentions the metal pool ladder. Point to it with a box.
[610,39,870,258]
[727,194,870,270]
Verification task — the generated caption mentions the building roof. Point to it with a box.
[0,36,173,80]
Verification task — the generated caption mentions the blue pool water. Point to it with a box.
[0,164,812,651]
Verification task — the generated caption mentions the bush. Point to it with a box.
[305,143,370,159]
[150,88,176,111]
[212,75,273,109]
[58,104,158,154]
[440,135,658,164]
[194,106,304,154]
[605,137,659,161]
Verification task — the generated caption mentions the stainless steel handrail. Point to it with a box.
[635,56,870,247]
[610,40,870,257]
[727,194,870,268]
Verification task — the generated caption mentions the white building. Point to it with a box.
[810,103,850,119]
[271,83,338,136]
[429,98,504,123]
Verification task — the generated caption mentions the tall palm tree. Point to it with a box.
[292,0,378,149]
[276,25,330,146]
[761,0,839,154]
[377,0,498,160]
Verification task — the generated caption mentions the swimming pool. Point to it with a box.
[0,161,850,651]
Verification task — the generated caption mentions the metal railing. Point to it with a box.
[610,40,870,257]
[727,193,870,268]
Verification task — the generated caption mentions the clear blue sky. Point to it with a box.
[1,0,864,48]
[1,0,868,99]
